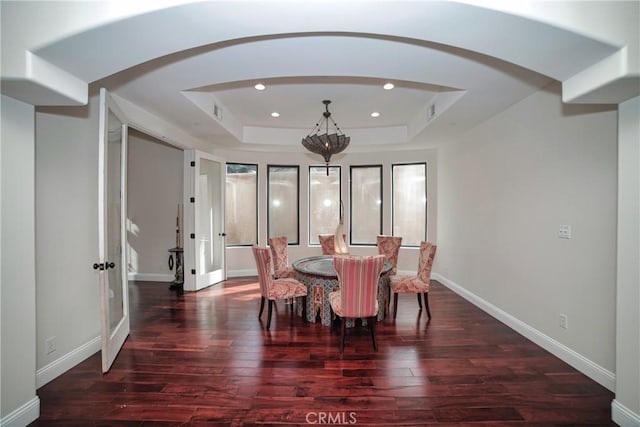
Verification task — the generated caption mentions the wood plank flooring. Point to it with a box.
[30,278,615,426]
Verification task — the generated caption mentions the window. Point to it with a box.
[225,163,257,246]
[309,166,341,245]
[268,165,299,244]
[392,163,426,246]
[350,165,382,245]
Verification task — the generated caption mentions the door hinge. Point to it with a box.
[190,233,195,239]
[190,161,195,167]
[190,197,195,203]
[191,269,196,275]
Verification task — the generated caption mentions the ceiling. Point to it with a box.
[3,1,635,153]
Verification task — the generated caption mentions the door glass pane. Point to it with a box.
[350,165,382,245]
[225,163,257,246]
[199,158,222,274]
[107,110,124,333]
[392,163,427,246]
[309,166,340,245]
[268,165,299,244]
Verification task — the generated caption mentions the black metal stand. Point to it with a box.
[168,247,183,290]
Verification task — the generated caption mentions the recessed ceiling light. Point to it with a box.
[371,112,380,118]
[254,83,266,90]
[271,112,280,117]
[383,82,394,90]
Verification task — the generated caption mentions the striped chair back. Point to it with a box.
[333,255,386,318]
[252,246,273,297]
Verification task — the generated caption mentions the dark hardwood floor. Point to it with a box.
[30,278,615,426]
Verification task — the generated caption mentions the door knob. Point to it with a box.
[106,262,116,269]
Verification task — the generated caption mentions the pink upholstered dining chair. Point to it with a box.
[329,255,386,353]
[376,235,403,275]
[252,246,307,330]
[268,236,296,279]
[389,241,437,319]
[318,234,336,255]
[377,235,403,317]
[318,234,348,255]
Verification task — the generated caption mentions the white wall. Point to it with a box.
[34,98,101,385]
[6,81,630,425]
[1,95,39,425]
[213,148,438,277]
[614,95,640,425]
[436,82,618,386]
[127,130,183,282]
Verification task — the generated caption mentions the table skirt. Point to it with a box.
[294,271,390,327]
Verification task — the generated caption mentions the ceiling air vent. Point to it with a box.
[213,104,223,121]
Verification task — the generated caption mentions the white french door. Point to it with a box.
[96,88,130,373]
[183,150,226,291]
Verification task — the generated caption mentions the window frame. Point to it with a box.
[224,162,258,247]
[391,162,427,247]
[267,164,300,245]
[349,164,383,246]
[308,165,342,246]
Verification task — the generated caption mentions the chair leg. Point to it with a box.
[369,316,377,351]
[302,295,307,321]
[329,305,336,329]
[267,300,273,330]
[258,297,265,318]
[424,292,431,319]
[340,317,346,353]
[417,293,423,309]
[393,293,399,318]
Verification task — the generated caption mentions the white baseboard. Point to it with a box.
[613,399,640,427]
[227,269,256,278]
[0,396,39,427]
[432,273,616,392]
[36,336,101,388]
[128,272,173,282]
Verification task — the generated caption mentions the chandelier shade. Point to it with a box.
[301,100,350,168]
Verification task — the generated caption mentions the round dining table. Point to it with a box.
[292,255,392,327]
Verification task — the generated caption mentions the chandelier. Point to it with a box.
[301,100,350,173]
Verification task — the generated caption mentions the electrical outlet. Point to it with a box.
[558,224,572,239]
[45,336,56,355]
[559,314,568,330]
